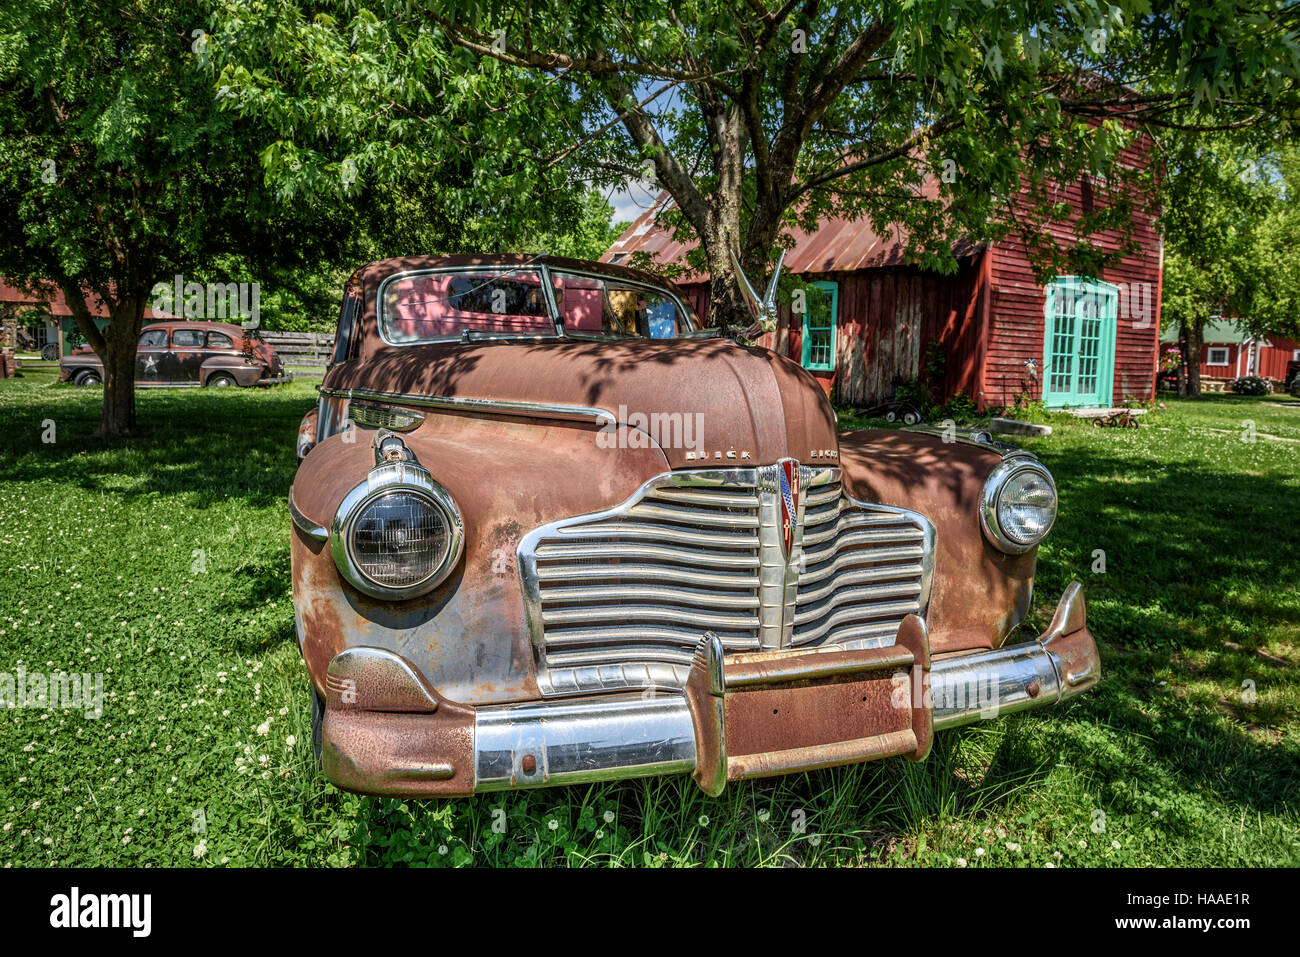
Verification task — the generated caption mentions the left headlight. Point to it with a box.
[331,462,465,599]
[979,458,1057,554]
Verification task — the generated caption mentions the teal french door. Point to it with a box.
[1042,278,1118,408]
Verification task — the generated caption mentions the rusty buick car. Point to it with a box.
[290,254,1100,797]
[60,320,291,388]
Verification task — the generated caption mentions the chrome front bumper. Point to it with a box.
[320,583,1100,797]
[256,372,294,386]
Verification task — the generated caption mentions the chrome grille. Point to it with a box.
[793,478,930,649]
[520,467,934,697]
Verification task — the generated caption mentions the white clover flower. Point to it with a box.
[548,819,558,831]
[603,810,615,824]
[955,857,967,867]
[975,847,985,857]
[194,840,207,858]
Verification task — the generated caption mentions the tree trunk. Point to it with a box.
[1177,324,1190,396]
[96,296,149,437]
[1184,319,1204,398]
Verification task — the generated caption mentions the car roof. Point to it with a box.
[142,321,247,337]
[351,254,686,293]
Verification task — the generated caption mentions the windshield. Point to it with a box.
[381,268,556,343]
[549,270,699,338]
[379,266,699,343]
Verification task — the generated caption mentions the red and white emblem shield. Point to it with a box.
[778,459,799,560]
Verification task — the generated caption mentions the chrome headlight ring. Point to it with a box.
[979,457,1058,555]
[330,461,465,600]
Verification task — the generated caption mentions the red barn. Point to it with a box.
[603,155,1163,411]
[1161,319,1300,385]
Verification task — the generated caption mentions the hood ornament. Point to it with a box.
[730,247,785,340]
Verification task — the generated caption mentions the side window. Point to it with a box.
[1206,347,1230,366]
[800,281,838,372]
[139,330,168,348]
[206,331,234,349]
[172,329,204,348]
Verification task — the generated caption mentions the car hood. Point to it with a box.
[323,337,839,469]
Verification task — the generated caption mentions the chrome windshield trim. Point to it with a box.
[318,386,616,427]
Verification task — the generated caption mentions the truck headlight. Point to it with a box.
[331,462,464,599]
[979,458,1057,554]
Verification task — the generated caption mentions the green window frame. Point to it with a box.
[800,280,838,372]
[1041,277,1119,408]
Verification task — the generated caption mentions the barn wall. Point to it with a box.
[980,137,1163,408]
[1258,337,1300,380]
[674,261,983,408]
[1196,342,1242,380]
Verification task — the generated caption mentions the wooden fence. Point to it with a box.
[258,330,334,368]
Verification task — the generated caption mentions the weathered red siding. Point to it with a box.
[618,133,1164,410]
[1196,342,1242,380]
[675,259,984,406]
[1258,337,1300,380]
[979,138,1163,408]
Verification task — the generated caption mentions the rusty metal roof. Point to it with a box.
[601,191,981,277]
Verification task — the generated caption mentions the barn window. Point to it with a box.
[800,280,838,372]
[1207,347,1230,366]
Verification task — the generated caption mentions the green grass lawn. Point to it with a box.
[1,369,1297,867]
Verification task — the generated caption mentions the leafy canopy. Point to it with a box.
[214,0,1300,316]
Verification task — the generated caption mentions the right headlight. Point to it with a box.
[331,461,464,599]
[979,458,1057,554]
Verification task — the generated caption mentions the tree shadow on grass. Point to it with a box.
[1023,443,1300,817]
[0,383,311,509]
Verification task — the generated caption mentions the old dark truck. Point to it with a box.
[290,254,1099,797]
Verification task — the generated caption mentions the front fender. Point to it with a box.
[289,414,669,705]
[837,429,1038,655]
